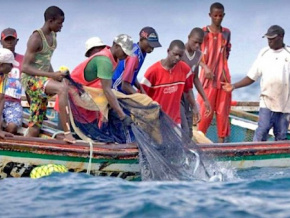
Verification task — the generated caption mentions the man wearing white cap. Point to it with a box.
[70,34,134,126]
[53,36,107,115]
[0,48,19,138]
[85,37,106,57]
[222,25,290,141]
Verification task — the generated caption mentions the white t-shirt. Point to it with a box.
[247,46,290,113]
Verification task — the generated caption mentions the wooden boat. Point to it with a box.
[1,100,289,180]
[1,134,290,181]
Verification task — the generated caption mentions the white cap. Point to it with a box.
[85,37,106,57]
[0,48,19,66]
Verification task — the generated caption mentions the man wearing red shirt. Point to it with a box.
[141,40,198,126]
[197,2,232,142]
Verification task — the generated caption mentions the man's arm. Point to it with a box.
[121,81,137,94]
[121,56,139,94]
[101,79,126,119]
[193,69,211,117]
[183,68,201,124]
[224,30,232,60]
[199,61,213,80]
[222,76,255,92]
[134,79,146,94]
[184,90,201,125]
[21,32,64,81]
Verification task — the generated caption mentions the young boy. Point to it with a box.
[197,2,232,143]
[0,28,24,134]
[21,6,75,143]
[0,48,19,138]
[181,27,212,139]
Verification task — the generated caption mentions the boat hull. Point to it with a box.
[3,100,288,180]
[0,137,140,180]
[1,137,290,180]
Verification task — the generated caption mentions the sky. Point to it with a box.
[1,0,290,101]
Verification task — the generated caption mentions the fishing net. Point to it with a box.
[64,75,223,181]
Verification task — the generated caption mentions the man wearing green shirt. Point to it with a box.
[69,34,134,142]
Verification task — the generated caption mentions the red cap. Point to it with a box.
[1,28,17,40]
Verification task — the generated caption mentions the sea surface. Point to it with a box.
[1,167,290,218]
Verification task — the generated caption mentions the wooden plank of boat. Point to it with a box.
[1,100,288,180]
[200,141,290,169]
[1,134,290,180]
[230,101,259,112]
[230,108,258,122]
[0,135,140,180]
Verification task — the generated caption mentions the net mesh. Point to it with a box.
[206,115,277,143]
[65,75,223,181]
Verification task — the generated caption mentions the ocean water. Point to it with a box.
[1,167,290,218]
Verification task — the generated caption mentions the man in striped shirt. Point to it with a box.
[197,2,232,143]
[141,40,199,127]
[112,27,161,94]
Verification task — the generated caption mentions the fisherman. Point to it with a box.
[197,2,232,143]
[222,25,290,141]
[141,40,199,128]
[181,27,212,139]
[67,34,134,142]
[0,28,24,134]
[21,6,76,143]
[112,27,161,94]
[84,37,106,57]
[0,48,19,138]
[53,36,107,115]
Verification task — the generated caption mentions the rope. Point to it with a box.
[52,130,93,175]
[52,131,65,139]
[23,128,29,137]
[188,149,200,174]
[87,141,93,175]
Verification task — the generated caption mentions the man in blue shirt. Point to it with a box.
[112,27,161,94]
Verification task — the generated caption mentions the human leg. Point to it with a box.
[45,79,75,143]
[253,108,273,141]
[23,76,49,137]
[26,96,48,137]
[216,88,231,143]
[197,87,216,134]
[273,112,289,141]
[3,101,23,134]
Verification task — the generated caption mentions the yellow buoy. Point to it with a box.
[59,65,70,74]
[30,164,68,179]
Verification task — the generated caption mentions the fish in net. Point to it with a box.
[64,74,223,181]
